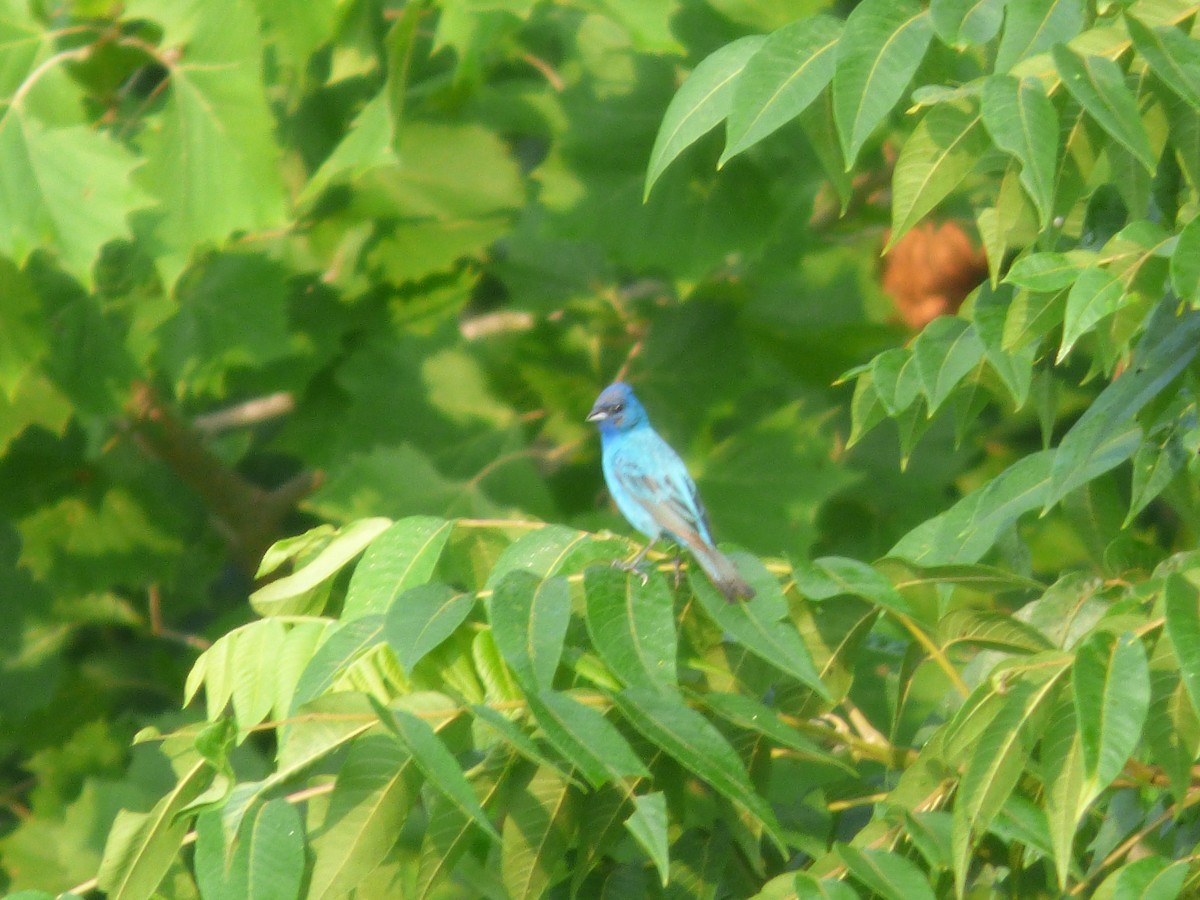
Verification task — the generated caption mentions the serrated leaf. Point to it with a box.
[344,516,453,620]
[611,687,787,851]
[0,115,148,285]
[1164,574,1200,721]
[690,553,828,696]
[584,566,677,691]
[1072,632,1150,792]
[384,583,474,674]
[721,16,842,164]
[836,845,936,900]
[833,0,933,166]
[1044,307,1200,510]
[526,690,649,789]
[307,733,418,900]
[1057,266,1127,361]
[889,99,990,245]
[1053,44,1156,174]
[251,518,391,617]
[624,792,669,886]
[301,90,398,204]
[644,35,767,198]
[376,705,500,840]
[488,571,570,692]
[981,75,1058,226]
[131,0,287,276]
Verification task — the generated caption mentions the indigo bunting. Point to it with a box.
[587,382,755,601]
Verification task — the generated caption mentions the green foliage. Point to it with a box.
[3,0,1200,897]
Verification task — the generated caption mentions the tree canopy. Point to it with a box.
[2,0,1200,898]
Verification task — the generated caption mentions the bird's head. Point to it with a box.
[586,382,647,433]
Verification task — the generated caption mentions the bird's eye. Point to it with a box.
[612,402,624,413]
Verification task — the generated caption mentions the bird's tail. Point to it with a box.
[688,539,755,602]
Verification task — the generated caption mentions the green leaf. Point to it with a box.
[611,687,787,851]
[291,616,386,711]
[97,756,212,900]
[307,733,419,900]
[889,99,991,245]
[1041,700,1088,889]
[1057,265,1128,362]
[930,0,1006,46]
[1072,632,1150,792]
[951,678,1058,890]
[469,705,580,784]
[500,765,577,900]
[690,553,829,696]
[343,516,453,620]
[833,0,933,166]
[1053,44,1156,174]
[981,75,1058,226]
[624,792,670,886]
[1170,213,1200,303]
[0,259,45,401]
[1126,16,1200,112]
[231,801,302,900]
[995,0,1085,72]
[376,705,500,840]
[383,583,474,674]
[644,35,767,199]
[793,872,862,899]
[911,317,986,414]
[1164,574,1200,721]
[488,571,570,692]
[721,16,842,164]
[792,555,912,618]
[703,691,854,772]
[1125,427,1190,525]
[836,845,936,900]
[0,116,147,285]
[1044,307,1200,510]
[485,525,594,588]
[1001,287,1067,353]
[1093,856,1189,900]
[525,690,649,789]
[584,566,678,691]
[301,90,398,204]
[251,518,391,617]
[1005,250,1091,292]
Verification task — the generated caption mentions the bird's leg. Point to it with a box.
[614,539,654,584]
[671,553,684,588]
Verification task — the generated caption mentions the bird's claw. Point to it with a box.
[612,558,650,585]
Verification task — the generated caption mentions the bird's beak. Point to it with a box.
[585,409,607,423]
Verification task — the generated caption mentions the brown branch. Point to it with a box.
[124,382,323,575]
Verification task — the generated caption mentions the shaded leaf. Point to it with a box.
[489,571,570,692]
[1072,632,1150,792]
[624,792,670,886]
[981,75,1058,225]
[1053,45,1156,174]
[1057,266,1127,362]
[526,691,649,789]
[584,566,678,690]
[1164,574,1200,721]
[384,583,475,674]
[995,0,1085,73]
[837,845,936,900]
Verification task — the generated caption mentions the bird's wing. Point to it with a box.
[610,437,714,547]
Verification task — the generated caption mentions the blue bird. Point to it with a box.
[587,382,755,602]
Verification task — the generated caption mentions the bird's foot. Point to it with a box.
[671,555,684,588]
[612,557,650,585]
